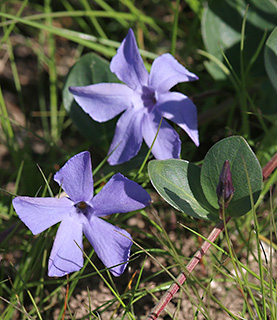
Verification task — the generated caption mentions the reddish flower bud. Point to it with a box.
[216,160,235,210]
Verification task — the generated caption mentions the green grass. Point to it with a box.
[0,0,276,319]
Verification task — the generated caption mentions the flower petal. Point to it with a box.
[12,196,72,235]
[91,173,151,217]
[83,217,132,276]
[54,151,94,203]
[48,217,84,277]
[110,29,148,90]
[69,83,132,122]
[107,108,144,165]
[142,111,181,160]
[157,91,199,146]
[149,53,198,93]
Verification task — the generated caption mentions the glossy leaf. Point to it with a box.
[62,53,119,148]
[264,27,277,92]
[201,0,277,80]
[148,159,218,221]
[200,136,263,217]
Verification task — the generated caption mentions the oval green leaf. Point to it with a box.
[201,0,276,80]
[200,136,263,217]
[62,53,119,148]
[148,159,218,221]
[264,27,277,92]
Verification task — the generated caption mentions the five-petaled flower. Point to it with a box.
[69,28,199,165]
[12,151,151,277]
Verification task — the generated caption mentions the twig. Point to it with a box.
[61,275,69,320]
[146,216,231,320]
[262,153,277,180]
[146,152,276,319]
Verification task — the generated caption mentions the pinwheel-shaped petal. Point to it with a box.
[13,151,151,277]
[70,29,199,165]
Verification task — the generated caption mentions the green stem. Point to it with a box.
[171,0,180,55]
[45,0,59,142]
[239,5,249,137]
[136,117,163,178]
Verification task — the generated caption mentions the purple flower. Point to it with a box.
[69,29,199,165]
[12,151,151,277]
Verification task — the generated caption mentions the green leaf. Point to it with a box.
[200,136,263,217]
[62,53,119,148]
[148,159,218,221]
[201,0,277,80]
[264,27,277,92]
[201,1,241,80]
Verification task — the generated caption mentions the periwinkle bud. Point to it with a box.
[216,160,235,212]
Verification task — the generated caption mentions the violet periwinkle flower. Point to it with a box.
[12,151,151,277]
[69,29,199,165]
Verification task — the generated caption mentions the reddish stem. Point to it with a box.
[262,153,277,180]
[146,216,231,320]
[62,275,69,320]
[146,153,276,319]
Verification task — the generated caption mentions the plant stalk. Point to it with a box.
[262,153,277,180]
[146,216,231,320]
[145,153,275,319]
